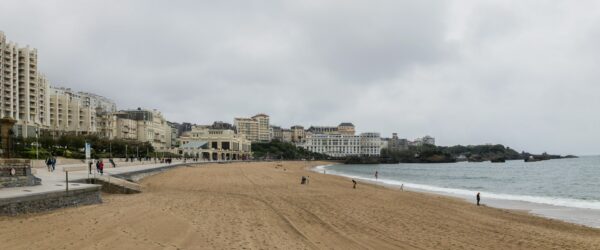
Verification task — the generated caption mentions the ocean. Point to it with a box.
[318,155,600,228]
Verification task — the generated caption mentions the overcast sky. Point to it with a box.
[2,0,599,154]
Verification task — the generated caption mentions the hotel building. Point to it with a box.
[299,132,382,158]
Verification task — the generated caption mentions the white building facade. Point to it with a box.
[0,31,51,137]
[178,125,251,160]
[299,132,382,158]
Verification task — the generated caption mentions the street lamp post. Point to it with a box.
[35,128,39,160]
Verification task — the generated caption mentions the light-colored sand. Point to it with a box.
[1,161,599,249]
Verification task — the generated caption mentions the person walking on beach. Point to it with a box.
[352,179,357,189]
[45,157,52,172]
[476,192,481,206]
[400,184,404,191]
[375,171,378,180]
[51,157,56,172]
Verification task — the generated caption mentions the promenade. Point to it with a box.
[0,159,194,213]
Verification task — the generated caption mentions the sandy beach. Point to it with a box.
[1,161,599,249]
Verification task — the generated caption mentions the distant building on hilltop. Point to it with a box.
[410,135,436,146]
[210,121,234,130]
[386,133,409,151]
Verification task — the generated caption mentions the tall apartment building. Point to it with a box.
[234,113,270,142]
[0,32,51,137]
[48,87,97,135]
[299,132,382,158]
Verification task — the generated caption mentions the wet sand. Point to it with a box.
[1,161,599,249]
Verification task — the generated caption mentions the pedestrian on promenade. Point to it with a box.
[375,171,378,180]
[88,160,93,174]
[352,179,357,189]
[45,157,52,172]
[51,157,56,172]
[476,192,481,206]
[109,158,116,168]
[98,159,104,175]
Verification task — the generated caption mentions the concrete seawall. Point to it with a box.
[0,185,101,215]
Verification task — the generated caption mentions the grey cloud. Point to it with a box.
[1,0,599,154]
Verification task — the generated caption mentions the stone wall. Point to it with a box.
[0,159,41,188]
[0,186,101,215]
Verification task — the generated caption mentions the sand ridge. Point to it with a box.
[1,161,599,249]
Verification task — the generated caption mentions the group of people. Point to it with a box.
[45,156,57,172]
[88,158,117,175]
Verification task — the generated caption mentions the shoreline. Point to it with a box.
[313,163,600,229]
